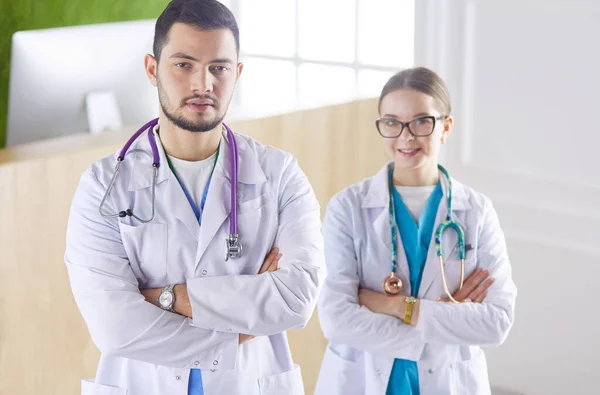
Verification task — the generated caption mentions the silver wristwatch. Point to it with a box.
[157,284,176,312]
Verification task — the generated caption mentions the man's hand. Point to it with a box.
[140,288,161,307]
[439,268,494,303]
[258,247,282,274]
[239,334,255,344]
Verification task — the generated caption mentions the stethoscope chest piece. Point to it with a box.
[225,234,242,261]
[383,272,403,295]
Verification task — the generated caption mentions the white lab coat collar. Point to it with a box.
[126,125,267,192]
[361,162,471,211]
[218,128,267,185]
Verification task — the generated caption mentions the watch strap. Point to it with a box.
[403,297,416,324]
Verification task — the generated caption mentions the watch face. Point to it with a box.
[406,296,416,303]
[159,291,174,308]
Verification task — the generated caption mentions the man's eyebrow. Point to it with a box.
[169,52,198,61]
[169,53,235,65]
[209,58,235,64]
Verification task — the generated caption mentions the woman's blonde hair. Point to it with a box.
[378,67,452,116]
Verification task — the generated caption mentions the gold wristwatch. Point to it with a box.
[403,296,417,324]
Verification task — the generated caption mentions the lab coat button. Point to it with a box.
[428,369,434,374]
[175,375,181,380]
[194,361,200,366]
[202,270,207,275]
[213,360,219,366]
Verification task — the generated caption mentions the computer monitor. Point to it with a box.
[7,20,159,146]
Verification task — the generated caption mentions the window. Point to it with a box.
[221,0,415,117]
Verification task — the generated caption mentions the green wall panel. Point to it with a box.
[0,0,169,147]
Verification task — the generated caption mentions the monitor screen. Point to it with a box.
[7,20,159,146]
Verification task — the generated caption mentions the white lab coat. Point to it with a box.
[65,127,325,395]
[314,163,517,395]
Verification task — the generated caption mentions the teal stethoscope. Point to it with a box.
[383,164,466,303]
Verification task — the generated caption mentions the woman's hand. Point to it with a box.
[438,268,494,303]
[358,288,399,316]
[358,288,419,325]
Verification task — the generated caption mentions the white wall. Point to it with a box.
[415,1,600,394]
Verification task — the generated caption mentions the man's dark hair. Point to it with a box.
[153,0,240,61]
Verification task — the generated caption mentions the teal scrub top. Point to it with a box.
[386,172,443,395]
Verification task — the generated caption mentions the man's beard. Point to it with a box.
[158,80,225,133]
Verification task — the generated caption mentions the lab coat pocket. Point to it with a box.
[238,193,271,215]
[314,345,364,395]
[81,379,127,395]
[452,352,491,395]
[119,222,168,280]
[417,361,453,395]
[443,255,478,291]
[258,364,304,395]
[443,242,477,263]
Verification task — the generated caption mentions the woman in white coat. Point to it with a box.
[315,67,517,395]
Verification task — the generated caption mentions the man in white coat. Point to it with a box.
[64,1,325,394]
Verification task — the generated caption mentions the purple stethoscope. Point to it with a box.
[99,118,243,260]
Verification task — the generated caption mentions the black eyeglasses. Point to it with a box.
[376,115,447,138]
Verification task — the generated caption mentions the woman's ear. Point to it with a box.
[441,116,453,143]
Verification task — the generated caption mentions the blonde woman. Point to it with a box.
[315,67,517,395]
